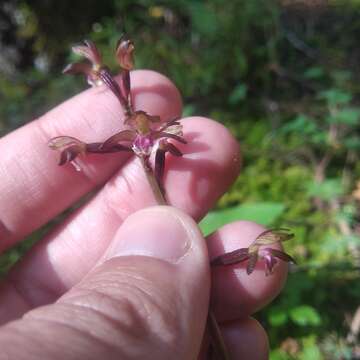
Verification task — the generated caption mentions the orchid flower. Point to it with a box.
[211,228,296,275]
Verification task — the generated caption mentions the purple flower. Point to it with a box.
[48,110,186,179]
[62,38,134,114]
[211,228,296,276]
[49,37,186,186]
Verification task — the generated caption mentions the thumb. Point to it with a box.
[0,206,210,360]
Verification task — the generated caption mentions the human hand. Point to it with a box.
[0,70,287,359]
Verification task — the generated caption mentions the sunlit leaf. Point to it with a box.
[199,202,285,236]
[289,306,322,327]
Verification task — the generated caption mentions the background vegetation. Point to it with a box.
[0,0,359,358]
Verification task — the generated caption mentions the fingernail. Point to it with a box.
[105,206,192,263]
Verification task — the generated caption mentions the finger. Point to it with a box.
[221,318,269,360]
[0,207,209,360]
[208,221,288,321]
[0,70,182,250]
[198,317,269,360]
[0,115,240,324]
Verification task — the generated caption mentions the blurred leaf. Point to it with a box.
[299,336,323,360]
[268,307,288,326]
[182,104,196,117]
[270,350,291,360]
[289,306,322,327]
[318,89,352,106]
[199,202,285,236]
[304,66,324,79]
[280,114,317,135]
[306,179,344,201]
[326,108,360,125]
[229,83,247,104]
[186,2,218,36]
[344,136,360,149]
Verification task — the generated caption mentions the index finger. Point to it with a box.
[0,70,182,250]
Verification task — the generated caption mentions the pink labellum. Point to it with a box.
[132,134,154,156]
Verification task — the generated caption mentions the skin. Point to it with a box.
[0,70,288,359]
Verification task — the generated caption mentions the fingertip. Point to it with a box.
[131,70,183,121]
[164,116,241,220]
[222,317,269,360]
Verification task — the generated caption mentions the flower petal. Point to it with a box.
[154,131,187,144]
[252,228,294,247]
[48,136,85,150]
[98,67,127,107]
[72,40,102,65]
[165,142,183,157]
[159,117,181,131]
[62,62,92,76]
[246,252,259,275]
[116,37,135,70]
[86,142,132,153]
[120,70,131,101]
[154,147,166,186]
[267,248,297,264]
[101,130,136,149]
[211,248,250,266]
[58,145,83,165]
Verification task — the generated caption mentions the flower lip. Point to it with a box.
[132,134,154,156]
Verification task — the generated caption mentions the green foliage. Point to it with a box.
[199,202,285,236]
[289,306,322,327]
[306,179,344,201]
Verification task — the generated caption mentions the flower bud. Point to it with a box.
[116,38,135,70]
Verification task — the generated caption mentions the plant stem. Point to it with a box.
[140,156,166,205]
[208,311,231,360]
[140,157,229,359]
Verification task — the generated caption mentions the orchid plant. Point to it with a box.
[49,36,296,360]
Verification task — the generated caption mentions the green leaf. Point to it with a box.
[280,114,317,135]
[268,308,288,326]
[270,350,291,360]
[304,66,324,79]
[289,305,322,326]
[326,108,360,125]
[187,3,218,36]
[299,336,323,360]
[299,344,323,360]
[306,179,344,201]
[318,89,352,105]
[344,136,360,149]
[229,84,247,104]
[182,104,196,117]
[199,202,285,236]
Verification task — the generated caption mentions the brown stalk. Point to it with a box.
[140,155,229,360]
